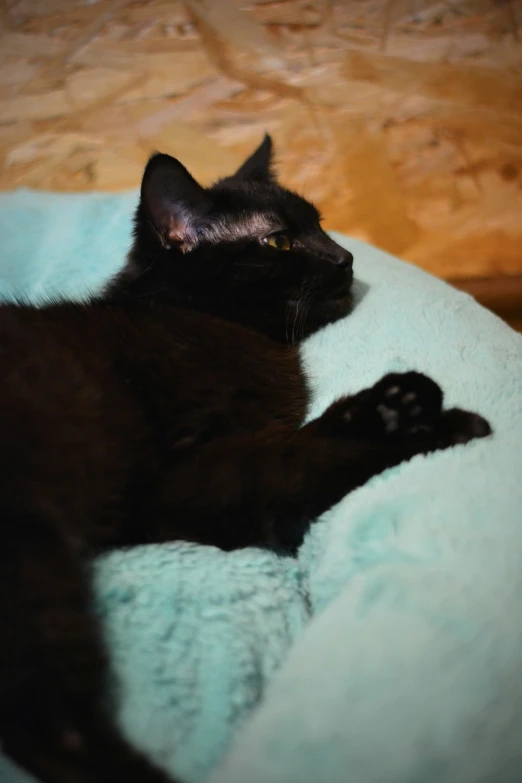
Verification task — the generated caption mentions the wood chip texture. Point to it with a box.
[0,0,521,278]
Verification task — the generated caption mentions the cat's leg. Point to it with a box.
[143,373,490,552]
[0,512,175,783]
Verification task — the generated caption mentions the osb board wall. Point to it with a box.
[0,0,521,279]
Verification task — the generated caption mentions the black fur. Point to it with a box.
[0,136,491,783]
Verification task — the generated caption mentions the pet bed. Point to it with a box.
[1,189,522,783]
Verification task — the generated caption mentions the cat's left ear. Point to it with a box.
[140,153,212,251]
[232,134,274,182]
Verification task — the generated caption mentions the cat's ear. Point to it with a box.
[140,153,211,251]
[232,134,274,182]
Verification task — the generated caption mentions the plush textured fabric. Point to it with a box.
[1,188,522,783]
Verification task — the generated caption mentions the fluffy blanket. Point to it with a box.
[1,189,522,783]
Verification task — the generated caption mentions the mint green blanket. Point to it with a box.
[1,190,522,783]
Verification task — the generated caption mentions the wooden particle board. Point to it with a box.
[0,0,520,287]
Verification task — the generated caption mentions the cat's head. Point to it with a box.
[121,135,353,343]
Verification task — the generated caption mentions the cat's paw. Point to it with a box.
[321,372,491,449]
[342,371,443,440]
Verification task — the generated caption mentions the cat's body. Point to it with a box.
[0,136,490,783]
[0,299,303,550]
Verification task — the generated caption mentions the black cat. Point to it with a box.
[0,135,491,783]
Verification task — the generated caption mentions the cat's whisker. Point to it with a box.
[291,305,299,343]
[133,256,157,281]
[291,285,313,345]
[128,285,169,300]
[290,285,308,345]
[285,299,294,344]
[291,299,301,345]
[298,298,311,341]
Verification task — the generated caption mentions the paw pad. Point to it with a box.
[376,404,399,433]
[373,372,443,438]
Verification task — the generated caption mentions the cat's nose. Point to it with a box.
[336,250,353,272]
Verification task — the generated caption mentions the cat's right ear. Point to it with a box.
[232,134,274,182]
[140,153,211,252]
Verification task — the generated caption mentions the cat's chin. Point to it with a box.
[314,294,353,324]
[292,294,353,341]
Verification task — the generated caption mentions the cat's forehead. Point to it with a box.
[200,211,282,245]
[209,180,321,229]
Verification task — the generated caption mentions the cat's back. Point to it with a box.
[0,298,307,448]
[0,298,307,537]
[0,299,126,399]
[0,300,152,528]
[0,297,302,397]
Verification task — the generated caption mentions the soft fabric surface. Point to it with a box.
[1,189,522,783]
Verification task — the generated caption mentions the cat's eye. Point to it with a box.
[264,234,292,251]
